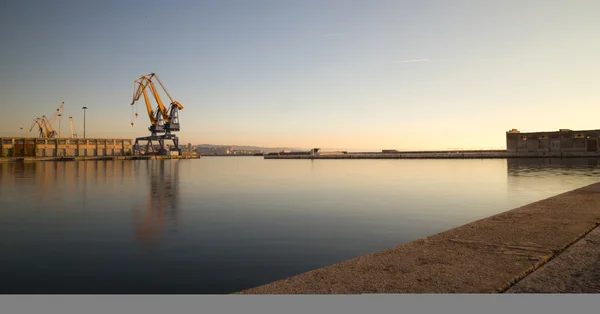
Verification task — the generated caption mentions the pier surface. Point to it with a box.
[237,181,600,294]
[506,225,600,293]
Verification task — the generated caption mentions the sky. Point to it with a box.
[1,0,599,151]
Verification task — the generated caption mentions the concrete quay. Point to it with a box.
[237,181,600,294]
[0,155,199,163]
[1,137,133,158]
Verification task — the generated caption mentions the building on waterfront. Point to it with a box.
[506,128,600,153]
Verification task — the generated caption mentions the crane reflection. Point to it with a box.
[133,160,181,253]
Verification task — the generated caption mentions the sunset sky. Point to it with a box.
[1,0,599,150]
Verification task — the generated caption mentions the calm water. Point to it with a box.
[1,157,600,293]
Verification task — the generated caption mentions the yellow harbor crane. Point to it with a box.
[129,73,184,155]
[29,117,54,138]
[45,101,64,137]
[28,102,65,138]
[130,73,184,132]
[29,118,46,138]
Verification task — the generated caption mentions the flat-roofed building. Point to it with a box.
[506,129,600,153]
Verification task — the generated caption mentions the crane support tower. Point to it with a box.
[130,73,184,155]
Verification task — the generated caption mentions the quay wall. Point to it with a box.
[238,181,600,294]
[0,154,200,163]
[0,137,133,158]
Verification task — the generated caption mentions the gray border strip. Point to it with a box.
[0,295,597,314]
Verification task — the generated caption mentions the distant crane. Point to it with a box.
[29,117,55,138]
[40,117,55,137]
[29,118,45,138]
[69,116,78,138]
[28,102,64,138]
[45,101,64,138]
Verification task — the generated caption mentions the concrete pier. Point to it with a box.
[237,181,600,294]
[0,137,133,157]
[264,150,600,159]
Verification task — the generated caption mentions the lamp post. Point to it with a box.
[58,113,62,138]
[82,107,88,138]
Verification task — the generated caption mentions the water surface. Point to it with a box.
[1,157,599,293]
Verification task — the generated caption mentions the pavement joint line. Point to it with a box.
[498,221,600,293]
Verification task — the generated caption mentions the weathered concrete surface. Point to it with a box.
[237,182,600,294]
[506,226,600,293]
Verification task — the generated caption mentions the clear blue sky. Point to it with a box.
[1,0,599,150]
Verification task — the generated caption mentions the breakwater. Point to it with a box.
[265,150,600,159]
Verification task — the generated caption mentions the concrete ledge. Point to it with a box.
[237,181,600,294]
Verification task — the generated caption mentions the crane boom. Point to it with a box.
[154,75,184,110]
[69,116,77,138]
[147,78,170,121]
[132,76,157,125]
[42,115,57,138]
[47,102,64,131]
[131,74,169,122]
[29,118,44,138]
[142,86,157,125]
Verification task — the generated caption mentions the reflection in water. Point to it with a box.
[3,157,600,294]
[506,158,600,208]
[133,160,181,253]
[507,158,600,176]
[18,160,136,210]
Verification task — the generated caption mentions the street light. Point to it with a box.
[82,107,88,138]
[58,113,62,138]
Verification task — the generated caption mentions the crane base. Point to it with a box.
[133,134,180,156]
